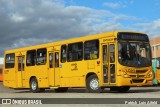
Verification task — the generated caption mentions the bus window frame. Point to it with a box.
[84,39,99,60]
[36,48,47,65]
[55,52,59,67]
[5,53,15,69]
[61,45,67,63]
[18,56,25,71]
[67,42,83,62]
[26,50,36,66]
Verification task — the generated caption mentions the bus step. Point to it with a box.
[50,87,59,89]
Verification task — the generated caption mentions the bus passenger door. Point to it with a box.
[48,52,60,87]
[17,56,25,88]
[102,43,116,85]
[48,52,55,86]
[109,44,116,84]
[54,52,60,86]
[102,44,109,84]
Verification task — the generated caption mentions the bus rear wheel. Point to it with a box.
[30,78,41,93]
[86,74,103,93]
[54,88,68,93]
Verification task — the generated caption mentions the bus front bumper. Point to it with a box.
[117,77,153,86]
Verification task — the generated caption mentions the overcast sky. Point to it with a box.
[0,0,160,64]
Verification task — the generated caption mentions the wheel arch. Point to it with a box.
[86,72,98,81]
[29,76,37,84]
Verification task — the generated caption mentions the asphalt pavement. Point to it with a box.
[0,82,160,107]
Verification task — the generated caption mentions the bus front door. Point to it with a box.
[17,56,25,88]
[54,52,60,86]
[102,44,116,85]
[48,52,60,87]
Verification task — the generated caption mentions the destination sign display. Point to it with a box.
[118,32,149,42]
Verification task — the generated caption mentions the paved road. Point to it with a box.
[0,82,160,107]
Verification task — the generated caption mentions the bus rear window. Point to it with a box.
[5,53,15,68]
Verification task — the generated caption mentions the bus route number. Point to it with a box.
[71,63,78,71]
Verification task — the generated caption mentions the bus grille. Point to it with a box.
[130,75,136,78]
[136,70,147,73]
[130,75,145,78]
[132,79,144,83]
[138,75,145,78]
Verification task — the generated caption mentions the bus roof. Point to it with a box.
[5,30,146,53]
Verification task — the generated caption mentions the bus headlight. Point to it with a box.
[146,71,153,78]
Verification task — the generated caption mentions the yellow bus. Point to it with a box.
[3,31,154,93]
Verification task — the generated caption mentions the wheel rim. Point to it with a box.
[31,81,37,90]
[90,78,99,90]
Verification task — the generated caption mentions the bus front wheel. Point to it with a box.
[30,78,41,93]
[86,74,103,93]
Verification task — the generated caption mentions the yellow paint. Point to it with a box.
[156,68,160,83]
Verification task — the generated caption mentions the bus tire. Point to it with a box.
[86,74,102,93]
[54,87,68,93]
[30,78,40,93]
[117,86,130,93]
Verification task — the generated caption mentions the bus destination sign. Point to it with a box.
[118,32,149,42]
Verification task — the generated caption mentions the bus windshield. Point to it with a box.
[118,41,151,67]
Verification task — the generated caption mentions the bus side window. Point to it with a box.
[110,44,115,63]
[37,48,47,65]
[84,40,99,60]
[5,53,15,68]
[49,53,53,68]
[90,50,98,59]
[18,57,24,71]
[26,50,36,66]
[61,45,67,63]
[55,52,59,67]
[67,42,83,62]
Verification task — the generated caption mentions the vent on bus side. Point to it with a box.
[130,75,145,78]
